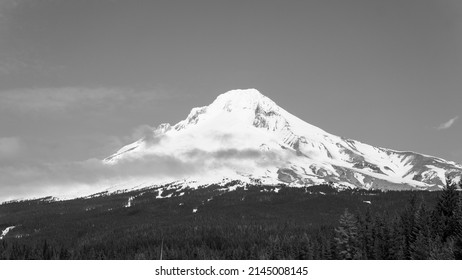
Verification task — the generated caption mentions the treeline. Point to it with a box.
[334,181,462,259]
[0,182,460,260]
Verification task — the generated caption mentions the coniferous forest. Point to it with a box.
[0,181,461,260]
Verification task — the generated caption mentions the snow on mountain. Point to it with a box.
[0,226,15,240]
[104,89,462,191]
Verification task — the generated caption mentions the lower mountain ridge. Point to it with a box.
[103,88,462,193]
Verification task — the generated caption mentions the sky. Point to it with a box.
[0,0,461,200]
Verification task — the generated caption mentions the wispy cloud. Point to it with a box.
[436,116,459,130]
[128,124,160,143]
[0,87,122,112]
[0,144,291,201]
[0,155,196,201]
[0,87,171,113]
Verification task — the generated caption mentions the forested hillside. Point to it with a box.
[0,182,461,259]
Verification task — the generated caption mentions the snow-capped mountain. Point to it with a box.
[104,89,462,191]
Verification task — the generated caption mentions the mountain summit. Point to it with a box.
[105,89,462,191]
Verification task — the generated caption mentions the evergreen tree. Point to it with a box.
[357,208,374,259]
[400,195,420,259]
[432,179,462,259]
[334,209,362,259]
[410,202,433,259]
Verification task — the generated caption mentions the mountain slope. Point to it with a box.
[104,89,462,191]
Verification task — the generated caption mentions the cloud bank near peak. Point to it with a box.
[0,144,288,202]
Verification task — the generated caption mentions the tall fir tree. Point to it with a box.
[334,209,362,259]
[433,179,462,259]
